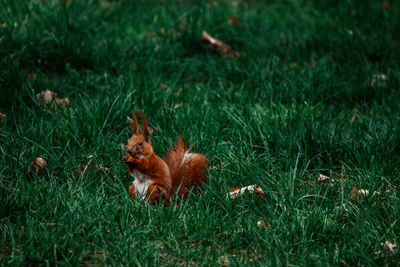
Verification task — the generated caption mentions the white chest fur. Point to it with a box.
[130,169,151,200]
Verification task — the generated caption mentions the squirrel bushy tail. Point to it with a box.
[164,136,208,198]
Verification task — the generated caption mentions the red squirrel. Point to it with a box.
[123,111,208,204]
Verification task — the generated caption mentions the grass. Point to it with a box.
[1,0,400,265]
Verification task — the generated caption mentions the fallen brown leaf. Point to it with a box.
[55,97,70,109]
[78,163,110,175]
[351,186,380,199]
[77,156,110,176]
[36,90,69,110]
[350,108,358,124]
[26,73,37,81]
[232,1,243,8]
[370,73,387,87]
[227,184,264,199]
[83,249,106,267]
[257,220,270,229]
[217,255,232,266]
[36,90,54,104]
[318,173,347,187]
[126,116,135,127]
[318,174,330,182]
[100,0,115,9]
[380,240,397,253]
[382,1,390,10]
[202,31,240,57]
[99,164,110,172]
[0,112,5,124]
[228,15,241,26]
[30,156,47,173]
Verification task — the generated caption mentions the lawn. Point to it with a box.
[1,0,400,265]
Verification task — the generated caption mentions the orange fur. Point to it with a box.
[128,183,136,198]
[123,112,208,204]
[164,136,208,199]
[123,153,172,204]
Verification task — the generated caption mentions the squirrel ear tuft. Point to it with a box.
[132,111,139,134]
[138,110,150,141]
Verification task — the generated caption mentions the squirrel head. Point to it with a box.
[126,111,154,159]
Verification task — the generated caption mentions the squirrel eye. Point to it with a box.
[138,142,143,146]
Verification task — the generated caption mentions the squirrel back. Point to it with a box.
[124,111,208,203]
[164,136,208,199]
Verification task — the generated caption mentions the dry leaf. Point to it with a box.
[55,97,70,109]
[77,156,110,176]
[318,173,347,187]
[26,72,38,81]
[227,184,264,199]
[0,112,5,124]
[99,164,110,172]
[100,0,115,9]
[381,240,397,253]
[78,163,110,175]
[350,108,358,124]
[257,220,270,229]
[126,116,135,127]
[228,15,241,26]
[36,90,69,110]
[202,31,240,57]
[232,1,243,8]
[217,255,232,266]
[36,90,55,104]
[382,1,390,10]
[385,177,392,193]
[351,186,380,199]
[30,156,47,173]
[83,249,106,266]
[318,174,330,182]
[317,173,335,187]
[370,73,387,87]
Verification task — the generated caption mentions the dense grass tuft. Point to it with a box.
[1,0,400,265]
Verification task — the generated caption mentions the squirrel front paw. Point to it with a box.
[123,155,138,164]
